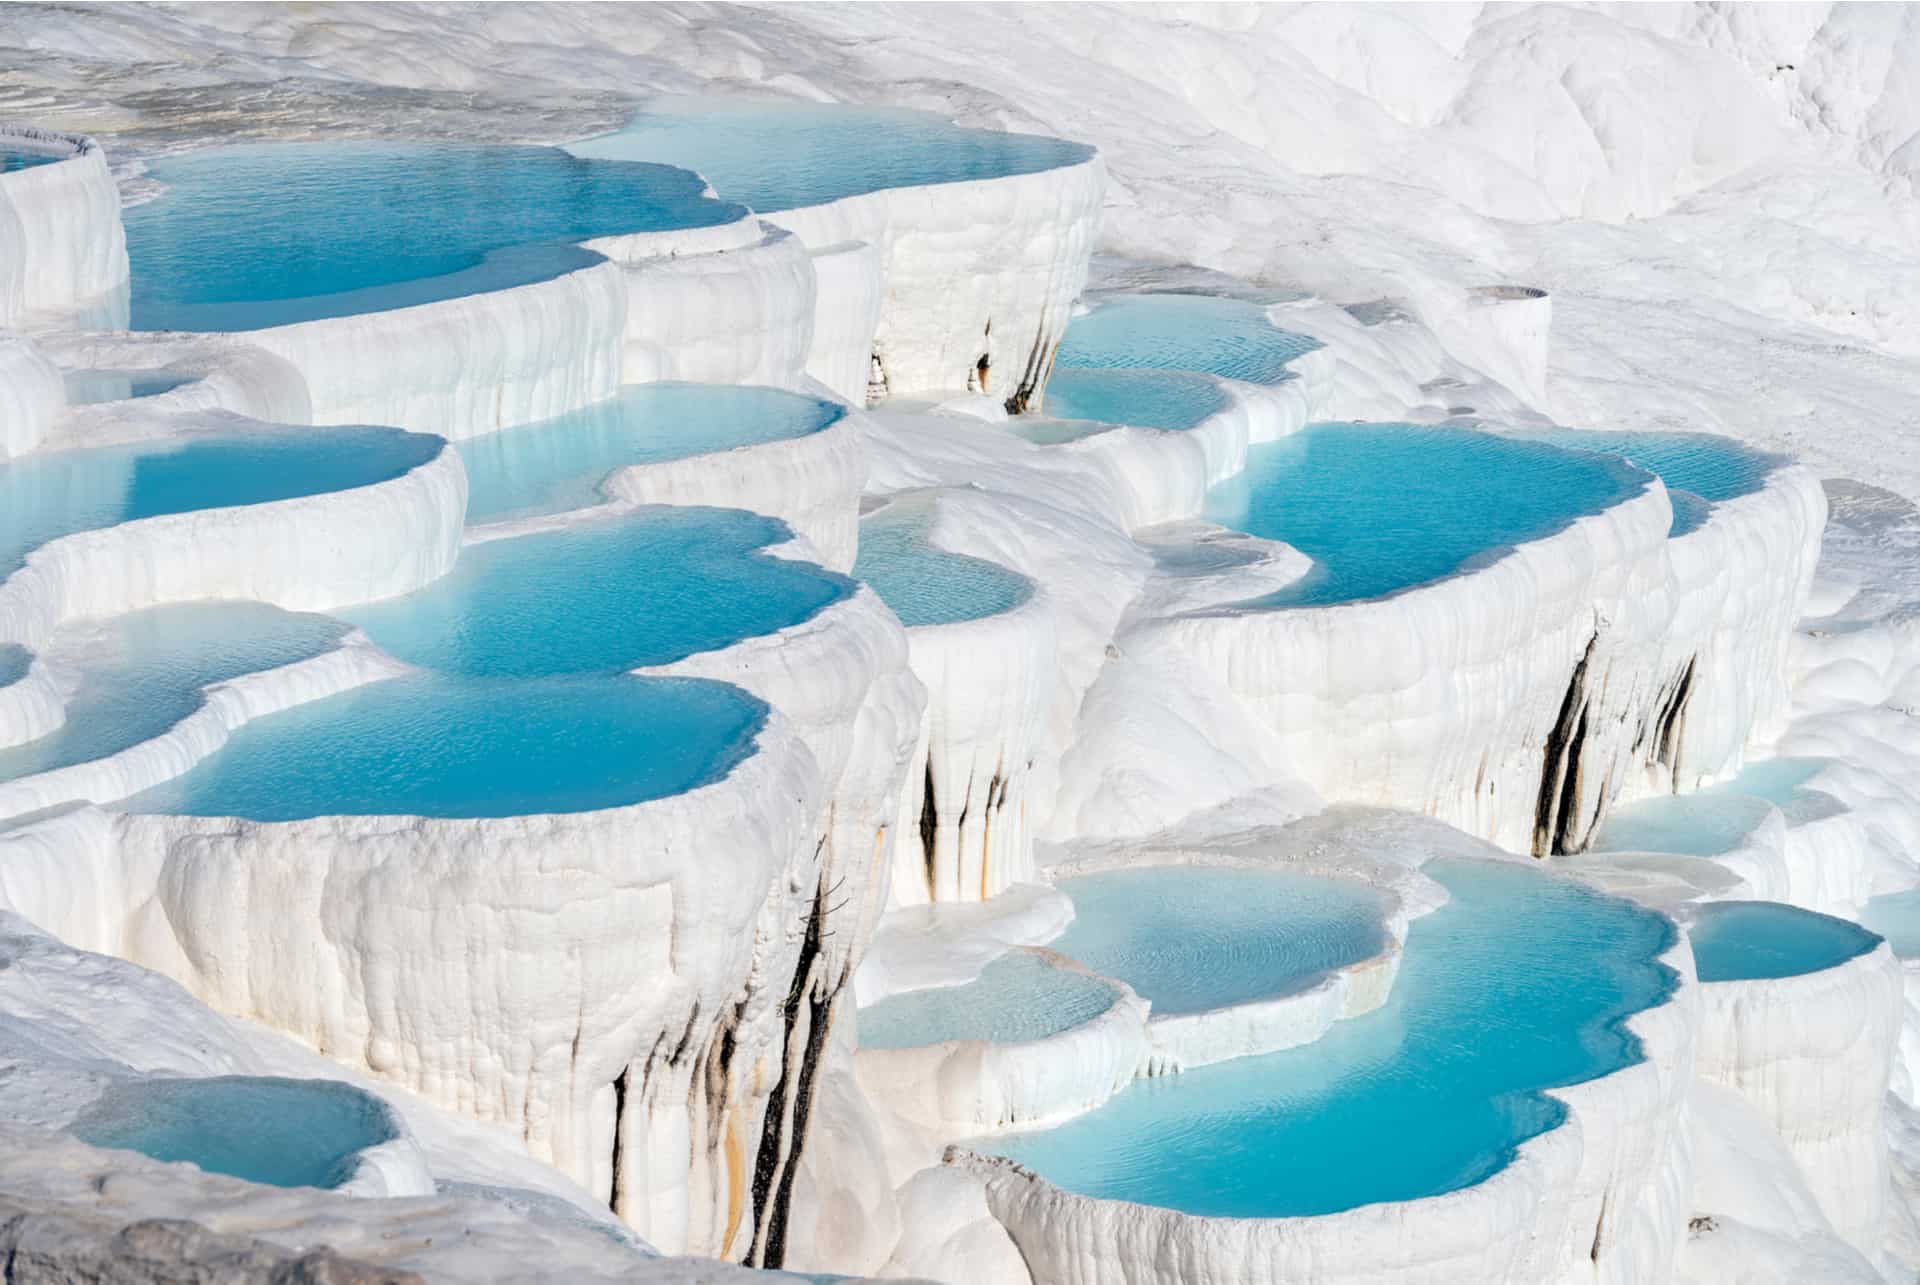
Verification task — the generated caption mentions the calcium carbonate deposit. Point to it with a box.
[1,5,1919,1284]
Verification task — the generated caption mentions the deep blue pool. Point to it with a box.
[125,141,742,331]
[127,672,764,820]
[1203,423,1649,607]
[1860,890,1920,960]
[63,368,195,405]
[0,427,444,578]
[1047,866,1388,1017]
[70,1076,397,1190]
[1037,368,1229,433]
[570,97,1093,213]
[990,859,1675,1217]
[1511,430,1782,536]
[853,504,1030,627]
[459,383,844,524]
[1055,294,1320,385]
[1689,900,1880,982]
[858,954,1118,1051]
[0,603,345,791]
[347,509,851,677]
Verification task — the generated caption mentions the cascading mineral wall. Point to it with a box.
[0,128,127,327]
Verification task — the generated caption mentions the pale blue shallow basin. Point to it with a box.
[1204,423,1650,607]
[125,140,742,331]
[570,97,1093,213]
[0,603,345,789]
[70,1076,398,1190]
[126,672,764,821]
[1047,866,1388,1017]
[458,383,844,524]
[63,368,194,405]
[1055,294,1321,385]
[347,508,852,677]
[0,427,445,578]
[858,954,1118,1051]
[989,859,1675,1217]
[1591,794,1777,857]
[1035,368,1229,434]
[1512,429,1783,536]
[1861,890,1920,959]
[853,504,1030,627]
[1689,900,1880,982]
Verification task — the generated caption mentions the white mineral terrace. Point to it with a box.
[1,6,1919,1285]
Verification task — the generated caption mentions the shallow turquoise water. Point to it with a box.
[127,672,764,820]
[0,645,27,687]
[1039,368,1229,432]
[459,384,843,524]
[1591,794,1776,857]
[853,505,1030,627]
[0,150,60,174]
[1860,890,1920,960]
[0,427,444,578]
[858,954,1118,1051]
[0,603,345,790]
[1055,294,1320,385]
[1204,423,1648,607]
[125,141,741,331]
[348,509,851,677]
[1047,866,1388,1017]
[571,98,1093,213]
[1690,900,1880,982]
[1705,758,1842,825]
[1513,430,1782,536]
[63,368,194,405]
[991,859,1675,1217]
[70,1076,396,1189]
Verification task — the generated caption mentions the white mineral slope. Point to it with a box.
[855,951,1150,1139]
[0,648,63,750]
[0,422,466,653]
[960,859,1699,1285]
[806,237,886,404]
[0,631,407,826]
[0,332,63,458]
[618,222,816,389]
[0,126,126,328]
[1689,932,1904,1257]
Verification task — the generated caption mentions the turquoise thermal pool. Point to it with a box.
[1046,866,1388,1017]
[0,427,445,578]
[1590,794,1776,857]
[63,368,194,405]
[570,97,1094,213]
[858,953,1119,1051]
[1860,890,1920,960]
[1513,429,1783,537]
[69,1076,398,1190]
[1689,900,1881,983]
[1055,294,1321,385]
[1036,368,1230,435]
[853,504,1031,627]
[1203,423,1649,608]
[126,672,764,821]
[458,383,844,524]
[124,141,742,332]
[347,508,852,677]
[990,859,1675,1217]
[0,603,345,790]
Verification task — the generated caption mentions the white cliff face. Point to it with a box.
[0,128,127,327]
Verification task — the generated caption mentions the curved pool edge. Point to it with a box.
[0,125,128,329]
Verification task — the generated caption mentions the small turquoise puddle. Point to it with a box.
[1589,759,1843,857]
[1511,430,1783,537]
[858,954,1118,1051]
[1689,901,1880,983]
[1203,423,1649,608]
[1048,866,1388,1017]
[0,603,345,790]
[853,504,1030,627]
[570,97,1093,213]
[1861,890,1920,960]
[125,140,742,331]
[126,672,763,821]
[0,427,444,579]
[459,383,844,524]
[0,150,61,174]
[347,509,851,677]
[63,368,195,405]
[1035,369,1229,435]
[70,1076,397,1190]
[990,859,1675,1217]
[1055,294,1321,385]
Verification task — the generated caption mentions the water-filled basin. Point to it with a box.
[858,953,1118,1051]
[1689,900,1881,982]
[853,502,1030,627]
[1055,294,1320,385]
